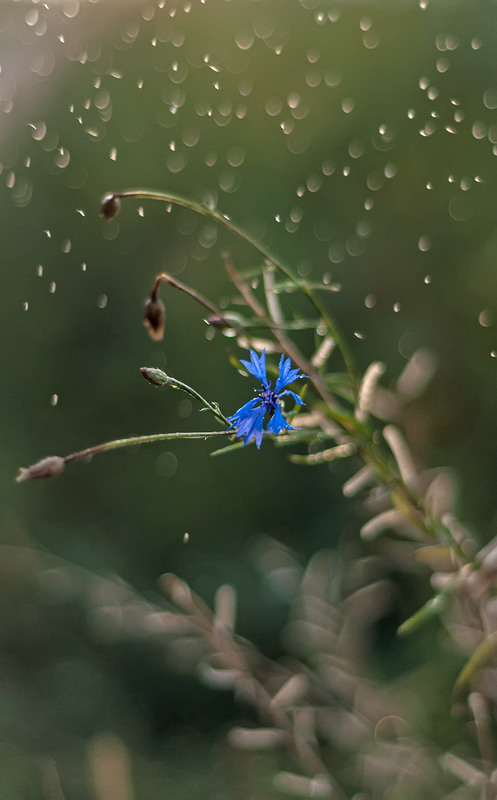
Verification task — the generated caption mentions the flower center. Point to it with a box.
[260,387,278,411]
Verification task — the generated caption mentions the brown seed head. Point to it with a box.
[143,296,166,341]
[16,456,65,483]
[100,193,121,220]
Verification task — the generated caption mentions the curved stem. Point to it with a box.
[64,430,230,465]
[114,189,296,281]
[109,188,358,384]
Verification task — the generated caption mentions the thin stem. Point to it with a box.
[163,376,229,426]
[109,189,356,381]
[223,255,346,420]
[152,272,222,319]
[302,285,359,396]
[140,367,229,427]
[113,189,296,282]
[64,430,230,466]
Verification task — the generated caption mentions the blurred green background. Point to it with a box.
[1,0,497,796]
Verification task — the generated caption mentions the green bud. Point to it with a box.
[140,367,171,387]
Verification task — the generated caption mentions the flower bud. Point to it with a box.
[16,456,65,482]
[140,367,171,387]
[143,296,166,341]
[100,193,121,220]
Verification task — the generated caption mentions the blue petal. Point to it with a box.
[240,349,268,387]
[227,399,266,448]
[239,405,266,447]
[226,397,259,427]
[266,404,294,436]
[278,389,305,406]
[274,354,306,393]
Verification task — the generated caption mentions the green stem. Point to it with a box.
[302,285,359,396]
[64,430,230,465]
[114,189,296,282]
[140,368,229,427]
[166,377,229,426]
[109,189,357,383]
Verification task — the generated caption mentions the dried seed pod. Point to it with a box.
[100,193,121,220]
[143,296,166,340]
[16,456,65,482]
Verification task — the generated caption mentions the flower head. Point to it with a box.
[227,349,306,448]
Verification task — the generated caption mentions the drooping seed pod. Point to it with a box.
[142,296,166,341]
[100,193,121,220]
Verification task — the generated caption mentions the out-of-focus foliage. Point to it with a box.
[2,0,497,797]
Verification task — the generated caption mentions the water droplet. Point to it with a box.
[419,121,437,137]
[50,394,58,407]
[81,263,87,272]
[265,97,283,116]
[306,69,322,88]
[471,38,482,50]
[328,243,345,264]
[156,451,178,478]
[393,302,401,313]
[49,282,56,293]
[491,351,497,358]
[97,294,108,309]
[183,532,189,543]
[366,171,385,191]
[348,140,365,159]
[479,309,493,327]
[55,148,70,169]
[341,98,355,114]
[23,301,29,311]
[235,31,255,50]
[424,275,431,284]
[62,239,71,254]
[365,294,376,308]
[29,121,47,141]
[37,265,43,277]
[324,70,341,88]
[354,331,365,340]
[418,235,432,252]
[306,174,322,192]
[472,121,487,139]
[436,58,450,73]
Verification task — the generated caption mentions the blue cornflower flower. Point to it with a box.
[227,349,306,448]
